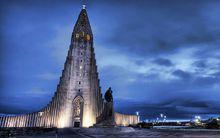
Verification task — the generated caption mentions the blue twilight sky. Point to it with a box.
[0,0,220,120]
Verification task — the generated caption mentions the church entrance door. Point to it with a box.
[72,96,84,127]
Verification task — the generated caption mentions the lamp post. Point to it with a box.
[136,111,140,123]
[164,116,167,122]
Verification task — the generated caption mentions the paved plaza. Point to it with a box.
[13,127,220,138]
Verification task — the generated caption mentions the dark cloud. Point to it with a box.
[194,76,219,86]
[184,32,220,44]
[115,98,220,120]
[153,58,173,66]
[102,0,220,58]
[172,70,191,80]
[193,60,207,68]
[213,71,220,78]
[162,99,210,108]
[0,104,29,114]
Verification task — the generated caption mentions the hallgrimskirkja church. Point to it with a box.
[0,5,139,128]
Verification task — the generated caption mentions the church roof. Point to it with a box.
[73,5,93,37]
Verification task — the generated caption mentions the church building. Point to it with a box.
[0,5,139,128]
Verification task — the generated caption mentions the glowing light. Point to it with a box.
[57,107,72,128]
[193,116,202,124]
[82,106,95,127]
[156,117,159,122]
[58,117,66,128]
[38,112,43,116]
[194,116,201,120]
[195,119,199,123]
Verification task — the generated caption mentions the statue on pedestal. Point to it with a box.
[104,87,113,117]
[95,87,116,127]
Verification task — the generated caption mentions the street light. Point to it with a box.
[194,116,201,120]
[136,111,140,123]
[156,117,159,123]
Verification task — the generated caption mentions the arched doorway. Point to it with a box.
[72,96,84,127]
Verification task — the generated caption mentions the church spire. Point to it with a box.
[72,5,93,42]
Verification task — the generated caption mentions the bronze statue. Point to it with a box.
[105,87,113,102]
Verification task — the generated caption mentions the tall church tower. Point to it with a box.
[0,5,104,128]
[55,5,103,127]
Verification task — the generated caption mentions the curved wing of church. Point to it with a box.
[0,6,139,128]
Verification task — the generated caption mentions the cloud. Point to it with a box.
[172,70,191,80]
[115,97,220,119]
[213,71,220,78]
[46,25,72,65]
[153,58,173,66]
[193,60,207,68]
[23,88,50,96]
[37,72,58,80]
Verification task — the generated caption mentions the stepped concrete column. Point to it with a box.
[3,116,6,127]
[0,117,3,127]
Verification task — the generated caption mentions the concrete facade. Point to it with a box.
[114,113,139,126]
[0,6,139,128]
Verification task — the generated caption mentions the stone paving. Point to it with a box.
[9,127,220,138]
[77,127,220,138]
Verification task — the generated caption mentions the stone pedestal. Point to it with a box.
[94,102,116,127]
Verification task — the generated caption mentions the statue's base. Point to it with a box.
[93,119,116,128]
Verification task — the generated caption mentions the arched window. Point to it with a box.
[73,96,84,117]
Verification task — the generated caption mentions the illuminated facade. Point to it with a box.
[0,5,139,128]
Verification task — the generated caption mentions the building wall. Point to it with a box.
[114,112,139,126]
